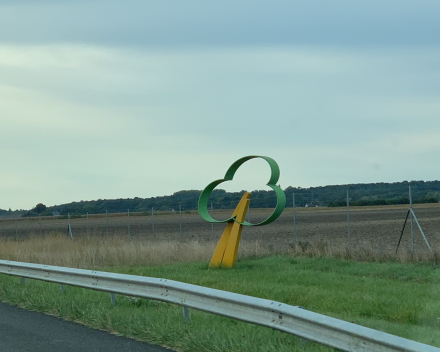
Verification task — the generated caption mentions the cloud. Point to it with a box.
[0,1,440,48]
[1,42,440,209]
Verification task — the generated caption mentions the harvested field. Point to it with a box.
[1,203,439,261]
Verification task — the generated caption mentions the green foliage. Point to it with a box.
[16,180,440,217]
[328,197,438,207]
[287,180,440,207]
[33,203,47,213]
[22,203,51,217]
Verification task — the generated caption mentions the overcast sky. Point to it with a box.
[1,1,440,210]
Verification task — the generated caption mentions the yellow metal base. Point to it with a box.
[209,192,250,268]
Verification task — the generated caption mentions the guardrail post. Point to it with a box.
[60,284,65,294]
[111,293,116,306]
[21,277,26,285]
[183,306,190,323]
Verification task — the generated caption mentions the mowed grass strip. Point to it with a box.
[0,256,439,351]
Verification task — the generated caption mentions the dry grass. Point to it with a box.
[2,203,439,267]
[0,232,438,269]
[0,234,276,268]
[2,204,440,260]
[291,238,440,264]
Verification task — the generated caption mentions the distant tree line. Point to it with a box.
[327,197,438,207]
[15,180,439,218]
[0,208,12,216]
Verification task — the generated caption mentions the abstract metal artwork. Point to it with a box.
[198,156,286,267]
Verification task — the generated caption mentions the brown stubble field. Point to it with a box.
[1,203,439,263]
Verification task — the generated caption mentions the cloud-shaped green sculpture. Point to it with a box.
[198,156,286,226]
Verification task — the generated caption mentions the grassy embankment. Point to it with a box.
[0,235,439,352]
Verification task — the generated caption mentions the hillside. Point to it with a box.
[15,180,439,217]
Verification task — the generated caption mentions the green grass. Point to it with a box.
[1,256,439,351]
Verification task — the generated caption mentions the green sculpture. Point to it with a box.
[198,156,286,268]
[198,155,286,226]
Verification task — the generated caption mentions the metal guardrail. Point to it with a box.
[0,259,438,352]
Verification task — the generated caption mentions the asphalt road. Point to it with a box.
[0,301,173,352]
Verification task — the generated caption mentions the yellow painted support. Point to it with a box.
[209,192,251,268]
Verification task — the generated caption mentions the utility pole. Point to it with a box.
[293,193,297,247]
